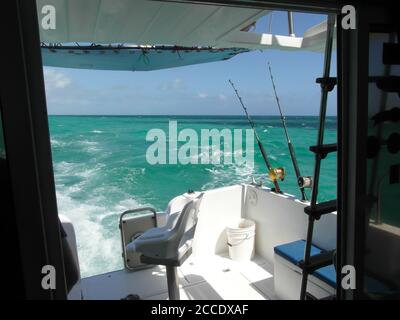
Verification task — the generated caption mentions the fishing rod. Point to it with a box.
[267,62,308,201]
[228,79,283,194]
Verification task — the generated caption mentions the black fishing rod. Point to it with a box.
[267,62,307,201]
[228,79,283,194]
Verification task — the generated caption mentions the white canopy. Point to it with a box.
[37,0,334,52]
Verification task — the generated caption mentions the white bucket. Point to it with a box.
[227,219,256,262]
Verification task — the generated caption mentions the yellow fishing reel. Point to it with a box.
[268,167,286,182]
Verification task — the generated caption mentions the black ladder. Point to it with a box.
[299,14,337,300]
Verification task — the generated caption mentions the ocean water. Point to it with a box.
[49,115,337,277]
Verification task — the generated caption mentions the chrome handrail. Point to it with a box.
[119,207,158,271]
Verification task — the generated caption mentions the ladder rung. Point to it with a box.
[383,43,400,65]
[376,76,400,93]
[316,77,337,92]
[298,250,335,273]
[304,200,337,219]
[371,107,400,126]
[309,143,337,158]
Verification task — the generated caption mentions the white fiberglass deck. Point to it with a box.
[69,254,275,300]
[65,184,336,300]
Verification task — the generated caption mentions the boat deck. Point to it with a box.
[69,254,275,300]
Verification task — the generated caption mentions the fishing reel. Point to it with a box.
[298,176,313,189]
[268,167,285,182]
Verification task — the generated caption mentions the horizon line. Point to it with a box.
[48,114,338,117]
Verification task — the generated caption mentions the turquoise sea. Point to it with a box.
[49,115,337,277]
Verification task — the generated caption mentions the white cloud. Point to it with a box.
[197,92,208,99]
[43,68,71,91]
[160,78,184,91]
[218,94,227,101]
[171,78,182,89]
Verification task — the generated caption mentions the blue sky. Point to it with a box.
[43,11,337,116]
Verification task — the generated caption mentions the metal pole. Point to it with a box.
[268,12,273,33]
[300,14,336,300]
[287,12,295,37]
[300,215,315,300]
[166,266,180,300]
[310,14,336,207]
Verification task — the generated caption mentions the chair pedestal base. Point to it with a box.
[166,266,180,300]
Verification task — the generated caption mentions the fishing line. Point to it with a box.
[228,79,283,193]
[267,62,308,200]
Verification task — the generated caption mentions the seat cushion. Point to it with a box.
[274,240,321,265]
[274,240,336,287]
[314,265,336,288]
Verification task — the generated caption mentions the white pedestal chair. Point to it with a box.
[126,193,203,300]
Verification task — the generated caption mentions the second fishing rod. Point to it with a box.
[267,62,308,201]
[229,79,284,194]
